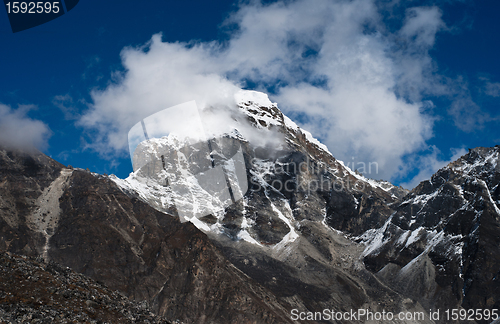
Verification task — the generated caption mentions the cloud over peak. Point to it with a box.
[80,0,461,186]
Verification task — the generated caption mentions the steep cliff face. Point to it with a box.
[0,148,65,257]
[120,90,406,244]
[0,147,295,324]
[361,146,500,315]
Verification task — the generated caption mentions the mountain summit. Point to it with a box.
[112,90,434,321]
[115,90,407,244]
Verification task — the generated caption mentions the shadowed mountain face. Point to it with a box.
[1,91,499,324]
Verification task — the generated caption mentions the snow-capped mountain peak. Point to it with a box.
[113,90,404,250]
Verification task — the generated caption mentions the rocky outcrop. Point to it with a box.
[0,148,65,257]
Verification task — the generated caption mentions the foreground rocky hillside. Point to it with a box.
[0,251,169,323]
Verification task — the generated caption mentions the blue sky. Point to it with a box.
[0,0,499,188]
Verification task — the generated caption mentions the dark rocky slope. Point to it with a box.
[0,251,169,323]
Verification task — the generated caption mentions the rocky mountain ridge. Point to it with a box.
[116,90,500,323]
[360,146,500,314]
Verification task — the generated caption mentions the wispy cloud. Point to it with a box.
[53,94,81,120]
[448,95,489,132]
[446,76,491,132]
[484,81,500,97]
[0,103,51,151]
[79,0,474,185]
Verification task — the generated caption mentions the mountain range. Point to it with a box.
[0,90,499,323]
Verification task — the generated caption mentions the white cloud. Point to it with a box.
[53,94,80,120]
[399,6,445,48]
[79,36,241,155]
[391,6,449,102]
[0,104,51,151]
[80,0,457,183]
